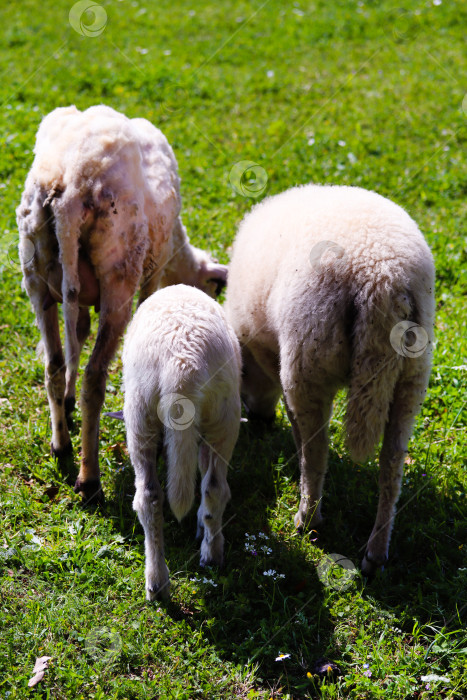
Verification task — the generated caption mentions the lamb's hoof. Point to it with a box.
[73,478,104,507]
[65,397,76,432]
[200,552,223,568]
[146,581,170,601]
[294,512,319,534]
[361,551,388,578]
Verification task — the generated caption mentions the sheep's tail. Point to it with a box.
[345,287,410,462]
[165,423,199,522]
[51,197,82,384]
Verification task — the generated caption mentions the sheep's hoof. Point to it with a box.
[73,478,104,507]
[200,555,223,568]
[361,551,388,578]
[200,543,223,568]
[146,581,170,602]
[294,511,314,533]
[65,397,76,431]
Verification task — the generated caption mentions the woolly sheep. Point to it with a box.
[122,284,241,600]
[224,184,435,575]
[17,105,227,504]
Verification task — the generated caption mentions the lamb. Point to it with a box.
[224,184,435,575]
[122,284,241,600]
[17,105,227,504]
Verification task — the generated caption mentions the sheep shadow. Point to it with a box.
[101,411,466,695]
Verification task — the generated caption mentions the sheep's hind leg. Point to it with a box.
[24,273,73,472]
[74,277,135,504]
[282,374,334,532]
[64,307,91,430]
[198,438,233,568]
[40,302,74,471]
[362,366,430,575]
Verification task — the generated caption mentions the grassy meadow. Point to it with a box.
[0,0,466,697]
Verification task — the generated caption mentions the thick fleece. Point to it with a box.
[123,284,241,600]
[225,184,435,574]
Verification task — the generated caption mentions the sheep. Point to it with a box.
[224,184,435,575]
[121,284,241,600]
[17,105,227,504]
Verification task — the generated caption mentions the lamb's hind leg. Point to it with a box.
[129,425,169,601]
[74,275,135,503]
[197,436,235,568]
[362,363,431,575]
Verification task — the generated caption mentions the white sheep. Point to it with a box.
[224,184,435,575]
[17,105,227,504]
[122,284,241,600]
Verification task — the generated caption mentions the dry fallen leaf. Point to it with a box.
[28,656,52,688]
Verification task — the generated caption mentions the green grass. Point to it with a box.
[0,0,466,697]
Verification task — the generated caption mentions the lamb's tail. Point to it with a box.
[345,286,414,462]
[165,422,199,522]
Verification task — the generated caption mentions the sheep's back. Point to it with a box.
[226,184,434,349]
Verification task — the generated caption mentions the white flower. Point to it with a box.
[267,70,275,78]
[275,653,291,661]
[190,576,217,587]
[421,674,450,683]
[338,140,346,147]
[263,569,285,580]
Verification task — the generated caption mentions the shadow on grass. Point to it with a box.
[100,414,466,696]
